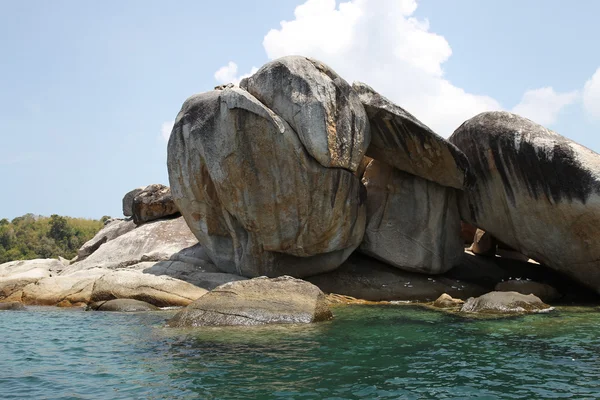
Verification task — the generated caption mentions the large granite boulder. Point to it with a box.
[450,111,600,292]
[167,85,366,278]
[353,82,470,189]
[21,274,98,306]
[460,291,552,314]
[61,217,199,274]
[359,159,463,274]
[77,218,136,260]
[131,184,179,224]
[240,56,369,171]
[307,253,487,302]
[495,280,561,303]
[90,270,207,307]
[122,186,145,217]
[0,259,63,302]
[167,276,333,327]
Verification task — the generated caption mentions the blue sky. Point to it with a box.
[2,0,600,220]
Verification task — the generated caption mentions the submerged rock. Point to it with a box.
[450,111,600,293]
[0,302,26,311]
[353,81,470,189]
[167,85,365,278]
[460,291,552,314]
[241,56,370,171]
[131,184,179,224]
[359,159,463,274]
[167,276,333,327]
[88,299,159,312]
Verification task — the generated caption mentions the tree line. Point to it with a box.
[0,214,107,264]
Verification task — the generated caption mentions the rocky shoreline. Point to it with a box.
[2,56,600,325]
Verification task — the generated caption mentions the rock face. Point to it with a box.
[240,56,370,171]
[123,187,145,217]
[353,82,470,189]
[62,217,199,274]
[89,299,159,312]
[0,259,63,302]
[167,276,333,327]
[21,275,98,306]
[450,111,600,292]
[167,84,366,278]
[470,229,497,256]
[460,291,552,314]
[131,184,179,224]
[90,270,207,307]
[307,253,487,302]
[360,159,463,274]
[77,218,136,260]
[495,280,561,303]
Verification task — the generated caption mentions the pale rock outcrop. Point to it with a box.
[90,270,207,307]
[450,111,600,292]
[307,253,487,302]
[0,259,63,302]
[433,293,464,308]
[62,217,198,274]
[360,159,463,274]
[353,81,470,189]
[77,218,136,260]
[495,280,561,303]
[460,291,552,314]
[132,184,179,224]
[122,186,145,217]
[240,56,370,171]
[21,275,99,306]
[167,85,365,277]
[167,276,333,327]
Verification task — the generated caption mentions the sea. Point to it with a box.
[1,304,599,399]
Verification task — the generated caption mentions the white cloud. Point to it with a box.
[259,0,500,136]
[512,87,579,126]
[161,120,174,141]
[583,67,600,120]
[214,62,258,85]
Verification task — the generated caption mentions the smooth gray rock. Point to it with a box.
[307,253,488,302]
[62,217,199,274]
[450,111,600,293]
[495,280,561,302]
[167,86,365,278]
[122,187,145,217]
[140,260,247,290]
[359,159,463,274]
[89,299,159,312]
[460,291,552,314]
[240,56,370,172]
[77,218,136,260]
[353,81,470,189]
[167,276,333,327]
[0,259,63,301]
[132,184,179,224]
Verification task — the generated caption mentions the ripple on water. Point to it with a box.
[0,305,600,399]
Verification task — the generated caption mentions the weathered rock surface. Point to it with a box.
[241,56,370,171]
[460,291,552,314]
[90,270,207,307]
[433,293,464,308]
[77,218,136,260]
[132,184,179,224]
[89,299,159,312]
[167,86,365,277]
[167,276,333,327]
[495,280,561,303]
[0,259,63,301]
[460,222,477,245]
[21,275,98,306]
[140,260,247,290]
[123,186,145,217]
[360,159,463,274]
[470,229,497,256]
[0,302,26,310]
[62,217,199,274]
[450,111,600,292]
[353,81,470,189]
[307,253,487,302]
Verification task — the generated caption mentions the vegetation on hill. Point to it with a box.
[0,214,108,264]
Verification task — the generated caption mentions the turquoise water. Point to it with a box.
[1,305,600,399]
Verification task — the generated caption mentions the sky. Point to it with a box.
[2,0,600,220]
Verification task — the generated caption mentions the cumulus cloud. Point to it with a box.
[214,62,258,85]
[583,67,600,120]
[260,0,500,136]
[512,87,579,126]
[161,120,174,141]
